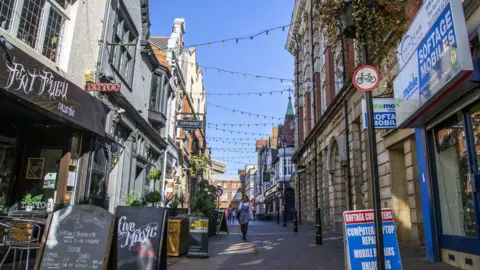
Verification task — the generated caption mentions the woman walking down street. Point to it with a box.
[232,209,237,224]
[238,195,254,241]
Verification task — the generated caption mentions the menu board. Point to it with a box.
[36,205,115,270]
[186,217,209,258]
[115,206,167,270]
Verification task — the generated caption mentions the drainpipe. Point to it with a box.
[344,100,352,210]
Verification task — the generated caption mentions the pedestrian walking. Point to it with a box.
[238,195,253,241]
[232,209,237,224]
[253,209,256,221]
[227,206,232,223]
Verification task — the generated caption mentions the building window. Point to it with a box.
[150,73,161,110]
[232,183,236,189]
[89,143,109,200]
[286,159,293,175]
[111,2,137,86]
[2,0,67,63]
[197,98,200,114]
[334,44,344,94]
[223,183,228,188]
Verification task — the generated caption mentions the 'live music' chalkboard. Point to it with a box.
[115,206,167,270]
[36,205,115,270]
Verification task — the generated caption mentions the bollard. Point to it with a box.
[315,208,322,245]
[293,209,298,233]
[276,211,280,225]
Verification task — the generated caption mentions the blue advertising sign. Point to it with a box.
[362,98,396,129]
[344,209,402,270]
[393,0,472,128]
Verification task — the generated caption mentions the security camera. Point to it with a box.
[117,108,126,114]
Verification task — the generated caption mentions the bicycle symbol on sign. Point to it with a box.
[356,72,377,85]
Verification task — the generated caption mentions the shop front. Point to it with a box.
[0,38,108,213]
[393,1,480,267]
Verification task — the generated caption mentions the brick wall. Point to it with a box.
[343,38,355,80]
[305,92,312,132]
[324,48,335,106]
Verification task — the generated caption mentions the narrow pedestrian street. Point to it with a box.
[168,221,458,270]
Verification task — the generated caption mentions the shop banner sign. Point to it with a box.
[361,98,396,129]
[343,209,402,270]
[393,0,473,127]
[396,0,448,70]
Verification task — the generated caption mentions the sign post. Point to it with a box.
[343,209,402,270]
[353,63,385,270]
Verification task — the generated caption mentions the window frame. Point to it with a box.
[1,0,69,64]
[109,0,138,87]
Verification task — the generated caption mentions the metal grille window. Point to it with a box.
[42,7,64,62]
[111,8,137,85]
[0,0,15,30]
[17,0,45,48]
[1,0,68,64]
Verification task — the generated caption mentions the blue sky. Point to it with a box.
[149,0,295,174]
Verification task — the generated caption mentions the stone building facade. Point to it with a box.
[286,0,425,245]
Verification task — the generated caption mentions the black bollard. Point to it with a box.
[293,209,298,233]
[315,208,322,245]
[276,211,280,225]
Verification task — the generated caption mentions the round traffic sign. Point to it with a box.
[353,65,381,92]
[275,191,282,198]
[215,188,223,197]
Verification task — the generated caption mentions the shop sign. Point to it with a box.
[343,209,402,270]
[177,119,202,130]
[393,0,473,127]
[86,82,121,92]
[397,0,448,70]
[361,98,396,129]
[0,37,107,135]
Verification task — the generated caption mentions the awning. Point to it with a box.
[0,35,107,136]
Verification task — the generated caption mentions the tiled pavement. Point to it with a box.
[168,221,460,270]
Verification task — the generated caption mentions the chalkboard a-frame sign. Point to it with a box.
[115,206,168,270]
[34,205,116,270]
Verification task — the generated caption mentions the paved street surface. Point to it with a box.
[168,221,459,270]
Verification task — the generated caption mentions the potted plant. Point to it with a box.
[148,167,162,191]
[126,192,143,207]
[23,193,43,212]
[191,180,217,236]
[167,213,189,257]
[144,191,162,207]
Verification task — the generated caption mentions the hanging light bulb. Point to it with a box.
[266,30,269,35]
[250,36,253,40]
[282,26,285,31]
[208,43,211,47]
[222,40,225,45]
[236,39,239,43]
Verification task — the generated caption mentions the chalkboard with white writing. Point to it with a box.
[36,205,115,270]
[115,206,167,270]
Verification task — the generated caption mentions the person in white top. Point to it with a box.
[237,195,254,241]
[232,209,237,224]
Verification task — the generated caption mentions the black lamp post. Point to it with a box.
[339,2,385,269]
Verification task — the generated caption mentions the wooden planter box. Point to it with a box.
[167,218,189,257]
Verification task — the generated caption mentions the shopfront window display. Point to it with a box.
[433,108,479,237]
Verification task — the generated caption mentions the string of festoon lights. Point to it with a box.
[208,126,270,137]
[183,22,296,48]
[192,89,293,97]
[209,122,282,127]
[206,140,253,146]
[207,103,284,120]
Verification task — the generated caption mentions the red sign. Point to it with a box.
[86,82,121,92]
[352,65,380,92]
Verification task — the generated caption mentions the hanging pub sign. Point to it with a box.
[0,36,107,136]
[343,209,402,270]
[393,0,473,128]
[115,206,168,270]
[86,82,121,92]
[361,98,396,129]
[177,119,203,130]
